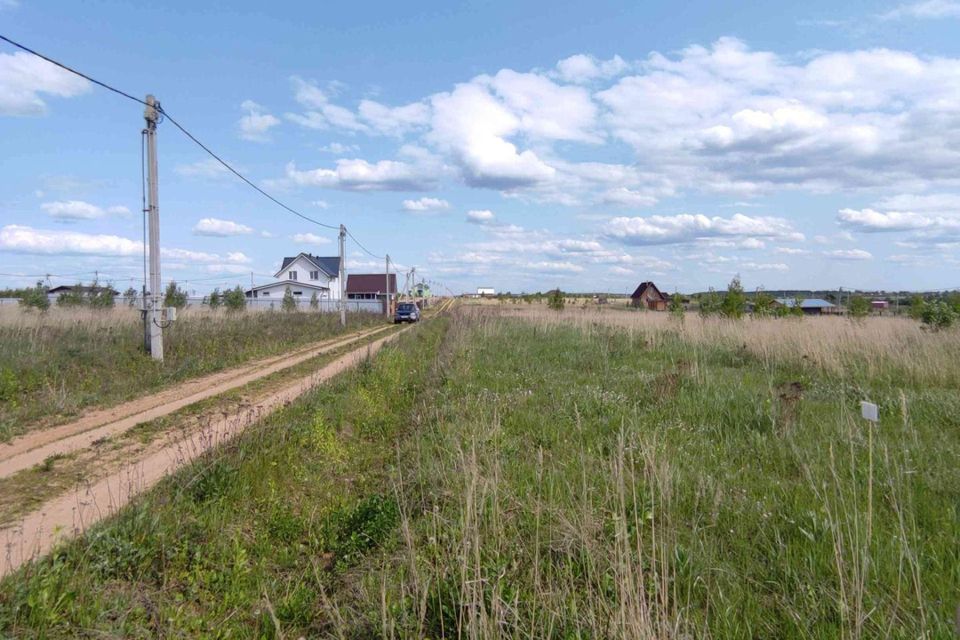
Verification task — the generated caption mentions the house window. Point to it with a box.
[310,270,319,280]
[289,271,297,281]
[293,291,303,296]
[262,292,270,297]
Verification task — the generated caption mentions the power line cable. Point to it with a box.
[1,33,343,234]
[0,34,148,107]
[157,108,339,231]
[347,228,384,259]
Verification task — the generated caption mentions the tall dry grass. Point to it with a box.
[499,306,960,387]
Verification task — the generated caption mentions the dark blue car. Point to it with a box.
[394,302,420,324]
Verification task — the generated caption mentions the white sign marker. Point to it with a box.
[861,401,879,423]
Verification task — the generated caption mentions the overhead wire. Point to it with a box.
[1,33,368,242]
[346,228,385,260]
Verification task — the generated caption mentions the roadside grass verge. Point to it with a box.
[2,310,957,638]
[0,323,405,527]
[0,308,386,440]
[0,316,447,638]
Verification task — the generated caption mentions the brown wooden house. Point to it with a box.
[630,281,668,311]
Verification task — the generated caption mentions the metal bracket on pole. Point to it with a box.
[144,94,164,361]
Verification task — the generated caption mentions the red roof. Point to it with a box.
[346,273,397,294]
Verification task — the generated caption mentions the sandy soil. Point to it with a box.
[0,324,392,480]
[0,326,411,578]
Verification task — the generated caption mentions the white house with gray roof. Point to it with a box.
[245,252,342,301]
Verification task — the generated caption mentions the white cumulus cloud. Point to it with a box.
[41,200,130,221]
[466,209,496,224]
[238,100,280,142]
[192,218,255,237]
[292,232,333,246]
[0,51,90,116]
[604,213,802,245]
[401,197,450,213]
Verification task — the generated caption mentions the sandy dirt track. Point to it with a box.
[1,325,412,578]
[0,324,392,480]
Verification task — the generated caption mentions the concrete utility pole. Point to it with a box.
[144,95,163,361]
[385,254,390,317]
[339,224,346,327]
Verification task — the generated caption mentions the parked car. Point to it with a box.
[394,302,420,323]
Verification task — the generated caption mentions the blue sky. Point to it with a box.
[2,0,960,295]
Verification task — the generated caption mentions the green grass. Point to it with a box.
[1,312,957,638]
[0,310,386,440]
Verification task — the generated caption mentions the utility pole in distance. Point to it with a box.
[339,224,346,327]
[385,254,390,317]
[144,95,163,361]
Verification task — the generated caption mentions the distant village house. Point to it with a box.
[630,281,668,311]
[346,273,397,313]
[772,298,838,315]
[246,253,341,300]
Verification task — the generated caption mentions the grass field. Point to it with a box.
[0,307,386,440]
[1,308,957,638]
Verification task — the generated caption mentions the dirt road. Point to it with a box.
[0,323,393,480]
[1,324,413,578]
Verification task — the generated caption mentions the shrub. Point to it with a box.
[752,290,774,317]
[87,281,115,309]
[164,281,188,309]
[547,289,565,312]
[223,286,246,312]
[848,295,870,320]
[281,286,298,312]
[721,276,746,319]
[698,288,720,317]
[18,281,50,312]
[310,291,319,310]
[919,300,956,330]
[123,287,138,308]
[56,283,85,307]
[208,288,222,310]
[669,293,685,322]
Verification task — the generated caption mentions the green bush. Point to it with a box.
[281,286,297,312]
[919,300,956,330]
[223,286,246,312]
[164,281,188,309]
[721,276,746,319]
[56,283,85,308]
[18,281,50,312]
[848,295,870,320]
[547,289,565,311]
[87,281,115,309]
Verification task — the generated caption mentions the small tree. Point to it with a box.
[698,288,721,317]
[123,286,138,308]
[721,276,746,319]
[919,300,956,331]
[310,291,320,310]
[208,287,222,310]
[848,295,870,321]
[56,282,86,307]
[547,288,565,312]
[790,296,805,318]
[18,280,50,312]
[669,293,685,322]
[223,286,246,312]
[87,280,115,309]
[908,294,926,320]
[753,290,774,317]
[281,286,298,312]
[164,280,188,309]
